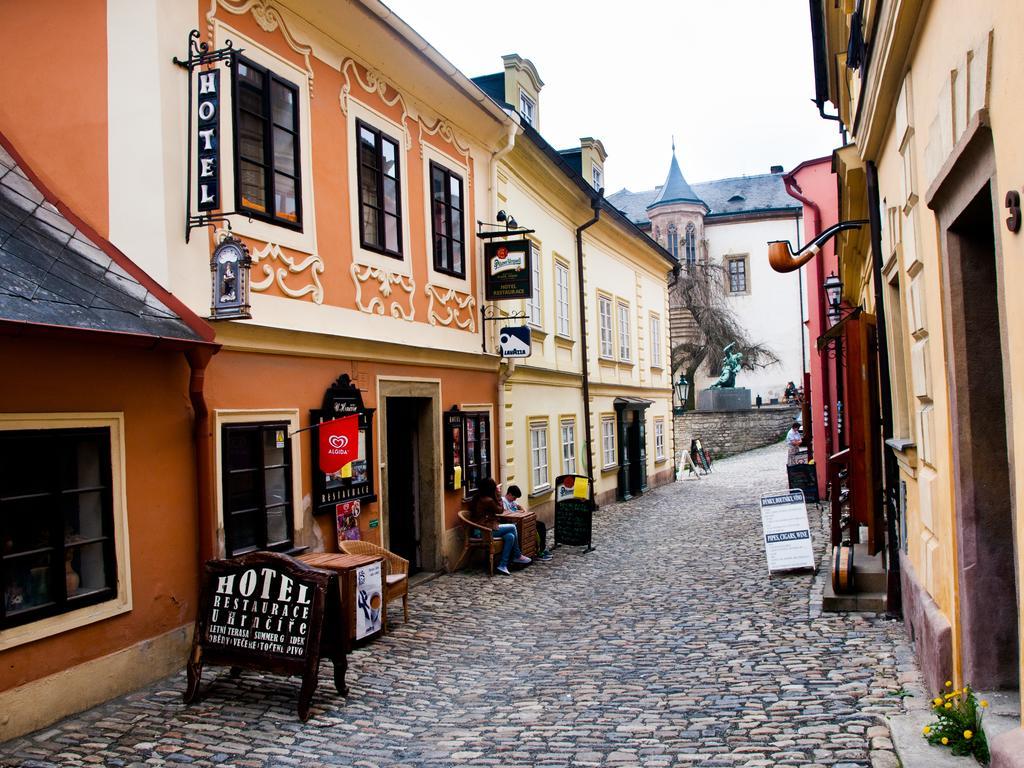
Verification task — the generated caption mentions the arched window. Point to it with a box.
[666,225,679,260]
[684,223,697,268]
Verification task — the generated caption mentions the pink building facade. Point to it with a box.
[785,156,838,494]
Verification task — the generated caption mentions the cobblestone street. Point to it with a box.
[1,444,911,768]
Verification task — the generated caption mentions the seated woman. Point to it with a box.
[468,478,531,576]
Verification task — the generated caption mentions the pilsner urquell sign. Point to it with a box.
[484,239,532,300]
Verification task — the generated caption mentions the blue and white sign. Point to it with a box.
[498,326,532,358]
[759,489,815,574]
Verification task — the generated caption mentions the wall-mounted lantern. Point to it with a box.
[673,373,690,414]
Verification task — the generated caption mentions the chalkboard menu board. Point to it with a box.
[691,438,713,474]
[184,552,346,721]
[787,463,819,503]
[553,474,594,551]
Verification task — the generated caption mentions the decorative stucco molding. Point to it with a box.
[340,57,471,177]
[207,0,315,95]
[218,230,324,304]
[425,284,476,331]
[350,263,416,320]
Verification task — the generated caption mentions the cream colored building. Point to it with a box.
[814,0,1024,763]
[473,58,677,515]
[610,159,806,404]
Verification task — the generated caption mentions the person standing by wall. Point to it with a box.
[785,421,803,466]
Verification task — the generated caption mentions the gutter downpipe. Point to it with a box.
[186,347,217,569]
[783,171,835,461]
[866,160,902,619]
[576,191,602,487]
[491,121,518,483]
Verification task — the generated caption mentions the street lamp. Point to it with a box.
[673,373,690,414]
[823,271,843,327]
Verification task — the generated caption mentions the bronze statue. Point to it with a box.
[709,342,743,389]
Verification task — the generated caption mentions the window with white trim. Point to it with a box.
[598,294,614,358]
[1,421,121,631]
[519,90,535,126]
[555,261,570,337]
[560,419,577,475]
[617,301,631,361]
[430,162,465,277]
[529,422,549,491]
[221,422,294,557]
[650,313,662,368]
[356,119,403,257]
[591,163,603,191]
[234,56,302,228]
[601,417,616,468]
[654,419,666,460]
[527,243,542,327]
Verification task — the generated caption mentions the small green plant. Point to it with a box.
[921,680,990,764]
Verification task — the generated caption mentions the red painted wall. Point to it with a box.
[788,157,839,493]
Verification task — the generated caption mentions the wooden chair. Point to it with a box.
[455,509,503,576]
[338,540,408,631]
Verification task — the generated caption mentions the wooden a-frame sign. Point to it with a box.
[183,551,347,721]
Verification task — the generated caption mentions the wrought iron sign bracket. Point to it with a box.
[174,29,244,243]
[479,306,527,354]
[475,220,535,240]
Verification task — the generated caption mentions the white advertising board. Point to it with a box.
[759,489,815,574]
[354,560,383,640]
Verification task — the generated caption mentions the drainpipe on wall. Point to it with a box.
[186,347,217,569]
[576,192,602,485]
[489,121,518,477]
[866,160,903,619]
[783,171,834,460]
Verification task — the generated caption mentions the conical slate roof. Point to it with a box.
[647,148,704,209]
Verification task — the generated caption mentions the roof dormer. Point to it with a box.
[501,54,543,129]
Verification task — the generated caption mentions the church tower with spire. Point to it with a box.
[645,142,709,268]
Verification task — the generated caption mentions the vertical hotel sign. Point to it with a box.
[173,29,237,242]
[197,68,220,211]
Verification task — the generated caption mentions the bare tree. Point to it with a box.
[670,262,779,406]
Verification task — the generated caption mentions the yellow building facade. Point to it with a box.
[814,1,1024,762]
[474,57,676,521]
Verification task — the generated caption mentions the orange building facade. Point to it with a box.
[0,0,518,736]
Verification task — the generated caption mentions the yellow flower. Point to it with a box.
[981,700,989,708]
[923,726,931,735]
[945,702,953,709]
[964,730,973,739]
[933,697,943,705]
[942,737,949,745]
[946,680,953,687]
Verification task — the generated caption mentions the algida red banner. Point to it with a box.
[319,414,359,475]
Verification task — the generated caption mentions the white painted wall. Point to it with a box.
[698,214,806,403]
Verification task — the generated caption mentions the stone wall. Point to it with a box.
[672,405,800,467]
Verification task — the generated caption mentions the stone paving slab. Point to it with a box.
[0,443,910,768]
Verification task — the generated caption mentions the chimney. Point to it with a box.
[770,165,784,174]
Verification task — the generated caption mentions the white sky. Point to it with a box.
[382,0,841,193]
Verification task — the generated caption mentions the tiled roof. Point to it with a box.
[0,143,205,342]
[608,172,801,226]
[647,152,704,209]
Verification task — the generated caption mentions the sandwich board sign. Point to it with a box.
[759,489,815,575]
[498,326,532,358]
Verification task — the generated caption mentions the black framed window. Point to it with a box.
[1,428,117,630]
[222,423,294,557]
[233,55,302,228]
[462,412,491,494]
[356,119,402,257]
[430,162,465,277]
